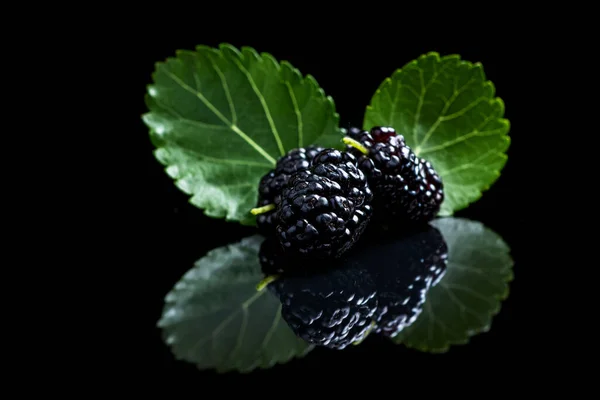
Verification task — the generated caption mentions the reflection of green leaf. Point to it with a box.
[157,235,313,373]
[364,52,510,216]
[393,217,513,353]
[142,44,342,225]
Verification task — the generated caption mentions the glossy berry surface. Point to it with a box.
[256,146,323,236]
[346,126,444,224]
[275,149,373,259]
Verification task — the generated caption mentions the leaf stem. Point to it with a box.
[342,137,369,155]
[250,204,275,215]
[256,275,280,291]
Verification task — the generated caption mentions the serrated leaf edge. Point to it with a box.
[396,216,515,353]
[157,236,314,373]
[363,51,511,216]
[141,43,342,224]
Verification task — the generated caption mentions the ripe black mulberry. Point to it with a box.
[276,148,373,259]
[345,126,444,224]
[255,146,324,236]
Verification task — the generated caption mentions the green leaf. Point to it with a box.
[157,235,313,373]
[363,52,510,216]
[392,217,513,353]
[142,44,343,225]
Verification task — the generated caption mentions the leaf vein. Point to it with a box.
[161,67,276,165]
[226,303,249,364]
[285,81,303,147]
[260,304,281,350]
[154,99,184,119]
[415,77,477,152]
[418,128,505,155]
[411,68,426,145]
[443,283,496,306]
[439,97,486,122]
[196,156,273,168]
[206,53,238,124]
[442,287,486,326]
[231,58,285,156]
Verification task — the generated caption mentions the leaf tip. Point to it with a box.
[441,53,461,62]
[422,51,441,61]
[218,42,238,53]
[219,43,243,61]
[304,74,320,90]
[240,45,261,62]
[152,60,165,74]
[174,48,193,58]
[391,68,403,79]
[194,44,212,52]
[325,94,338,110]
[471,62,486,80]
[260,51,281,69]
[482,80,496,98]
[281,60,302,81]
[493,96,507,116]
[140,110,151,121]
[405,59,419,70]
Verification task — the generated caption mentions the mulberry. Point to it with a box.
[276,149,373,259]
[344,126,444,225]
[253,146,324,236]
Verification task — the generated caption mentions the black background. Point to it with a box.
[129,30,534,387]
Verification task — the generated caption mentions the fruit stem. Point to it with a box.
[342,137,369,155]
[251,204,275,215]
[256,274,280,291]
[352,320,376,346]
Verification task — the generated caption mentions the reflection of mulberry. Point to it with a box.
[259,221,448,347]
[256,146,324,236]
[371,225,448,337]
[268,267,378,350]
[258,237,295,275]
[345,126,444,224]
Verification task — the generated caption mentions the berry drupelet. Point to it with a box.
[253,146,324,236]
[276,148,373,259]
[344,126,444,225]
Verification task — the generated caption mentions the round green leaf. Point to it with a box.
[157,235,313,373]
[143,44,343,225]
[392,217,513,353]
[363,52,510,216]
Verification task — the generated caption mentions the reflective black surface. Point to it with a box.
[156,217,513,378]
[262,224,448,348]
